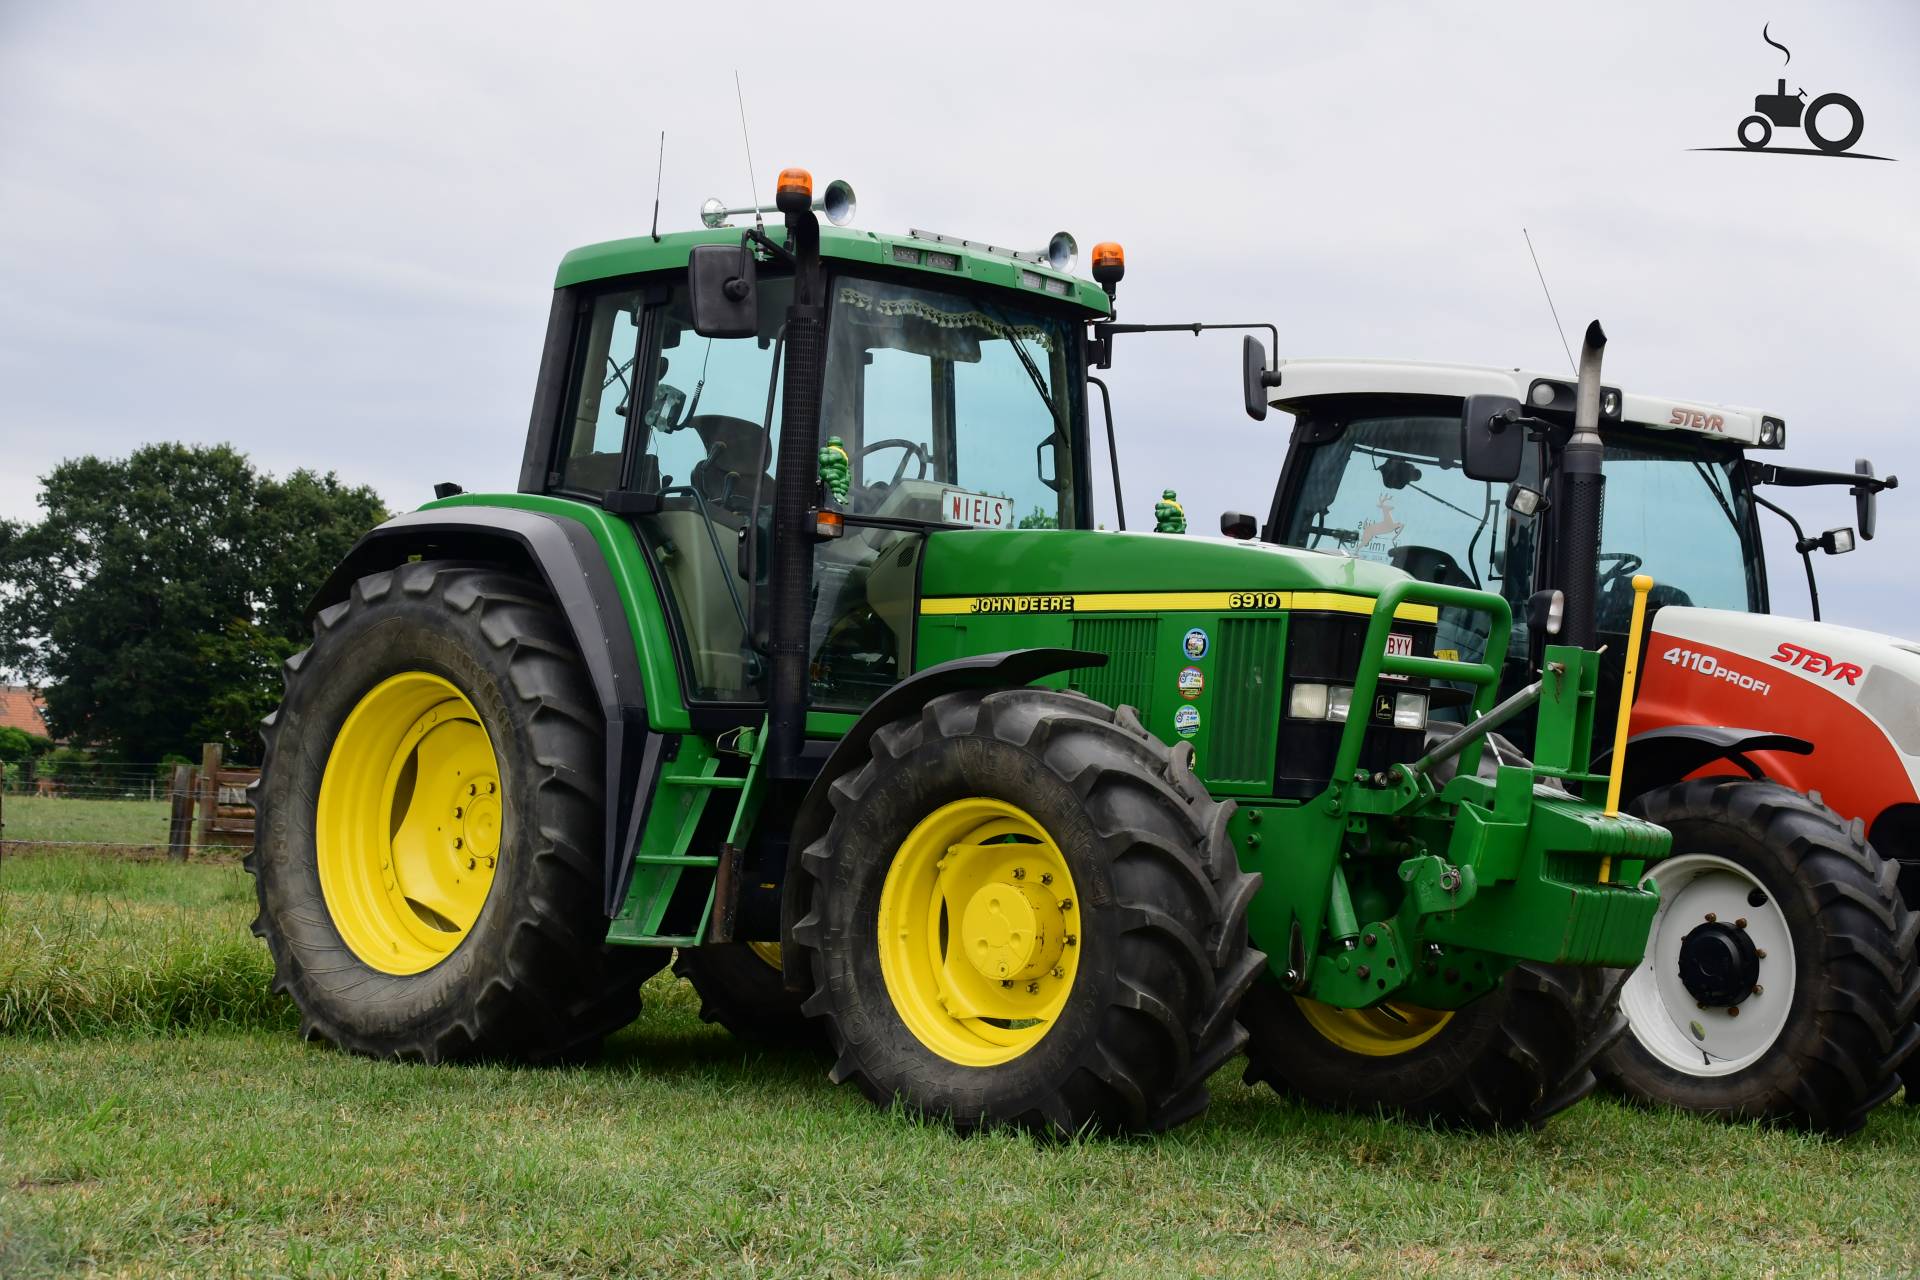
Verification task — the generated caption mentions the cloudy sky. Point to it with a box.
[2,1,1916,633]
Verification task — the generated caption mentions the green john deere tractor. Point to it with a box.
[250,169,1670,1134]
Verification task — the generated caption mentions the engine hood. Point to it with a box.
[1648,605,1920,766]
[918,529,1423,602]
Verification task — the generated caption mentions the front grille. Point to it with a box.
[1068,616,1157,711]
[1274,613,1436,798]
[1210,617,1284,784]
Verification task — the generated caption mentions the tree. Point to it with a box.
[1016,505,1060,530]
[0,444,386,761]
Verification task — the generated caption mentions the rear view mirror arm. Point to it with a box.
[1751,490,1823,622]
[1747,459,1899,494]
[1088,375,1125,531]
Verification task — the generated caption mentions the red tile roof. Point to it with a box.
[0,686,50,738]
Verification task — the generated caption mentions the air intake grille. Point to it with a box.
[1210,617,1285,784]
[1068,617,1158,711]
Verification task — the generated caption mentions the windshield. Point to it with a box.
[1279,408,1764,662]
[1286,414,1521,588]
[819,274,1080,530]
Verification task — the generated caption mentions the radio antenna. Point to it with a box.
[733,71,763,230]
[1523,228,1576,373]
[648,131,665,242]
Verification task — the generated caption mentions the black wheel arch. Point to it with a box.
[775,647,1108,990]
[1596,725,1814,805]
[307,507,664,916]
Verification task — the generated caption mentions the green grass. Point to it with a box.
[0,796,173,848]
[2,852,1916,1278]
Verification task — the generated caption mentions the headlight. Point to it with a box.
[1328,686,1354,723]
[1393,691,1429,730]
[1289,682,1330,720]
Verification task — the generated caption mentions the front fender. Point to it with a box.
[1595,725,1814,804]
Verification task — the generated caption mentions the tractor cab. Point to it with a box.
[1256,359,1890,725]
[523,203,1103,714]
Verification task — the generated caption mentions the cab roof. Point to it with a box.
[1266,357,1784,449]
[556,224,1112,316]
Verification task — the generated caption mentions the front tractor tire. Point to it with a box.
[250,561,665,1063]
[1239,962,1621,1130]
[673,943,820,1047]
[1587,780,1920,1134]
[790,690,1262,1136]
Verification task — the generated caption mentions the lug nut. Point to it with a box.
[1727,1006,1740,1018]
[1705,912,1717,923]
[467,858,476,870]
[1755,949,1768,960]
[1363,932,1377,947]
[1051,966,1064,979]
[454,806,463,819]
[1012,868,1026,880]
[1001,980,1013,989]
[1752,984,1764,996]
[1064,935,1077,947]
[1026,982,1039,994]
[453,837,463,849]
[1040,873,1053,885]
[1059,898,1073,911]
[1735,917,1748,929]
[1356,964,1371,980]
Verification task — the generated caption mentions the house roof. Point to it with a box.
[0,686,50,738]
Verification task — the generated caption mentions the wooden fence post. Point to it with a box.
[196,743,221,850]
[167,763,194,861]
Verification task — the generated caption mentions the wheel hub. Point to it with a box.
[1677,920,1760,1007]
[959,879,1063,981]
[456,778,501,864]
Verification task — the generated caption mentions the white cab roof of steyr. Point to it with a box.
[1267,357,1783,448]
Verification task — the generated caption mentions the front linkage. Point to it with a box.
[1250,578,1669,1017]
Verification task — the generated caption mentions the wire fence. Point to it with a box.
[1,761,256,800]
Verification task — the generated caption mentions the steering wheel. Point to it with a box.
[860,437,931,487]
[1597,551,1644,592]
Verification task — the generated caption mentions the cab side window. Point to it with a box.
[555,290,643,496]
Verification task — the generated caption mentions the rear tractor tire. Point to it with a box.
[250,561,665,1063]
[673,942,820,1047]
[1239,961,1621,1130]
[1586,780,1920,1134]
[790,690,1262,1136]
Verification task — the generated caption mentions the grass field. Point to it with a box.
[2,852,1915,1278]
[0,796,173,848]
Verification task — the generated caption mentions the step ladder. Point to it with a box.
[608,722,766,947]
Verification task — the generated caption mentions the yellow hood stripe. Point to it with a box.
[919,590,1439,623]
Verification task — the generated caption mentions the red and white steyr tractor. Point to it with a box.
[1246,353,1918,1133]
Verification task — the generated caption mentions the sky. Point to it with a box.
[2,1,1917,634]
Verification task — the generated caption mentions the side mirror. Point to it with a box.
[688,242,758,338]
[1855,459,1878,540]
[1220,511,1257,540]
[1243,335,1281,421]
[1460,393,1526,483]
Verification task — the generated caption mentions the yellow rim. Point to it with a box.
[316,672,503,975]
[1295,997,1453,1056]
[747,941,784,969]
[877,798,1081,1067]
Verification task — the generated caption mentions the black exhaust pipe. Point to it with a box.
[765,194,824,777]
[1556,320,1608,649]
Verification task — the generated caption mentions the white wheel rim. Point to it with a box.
[1618,852,1795,1077]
